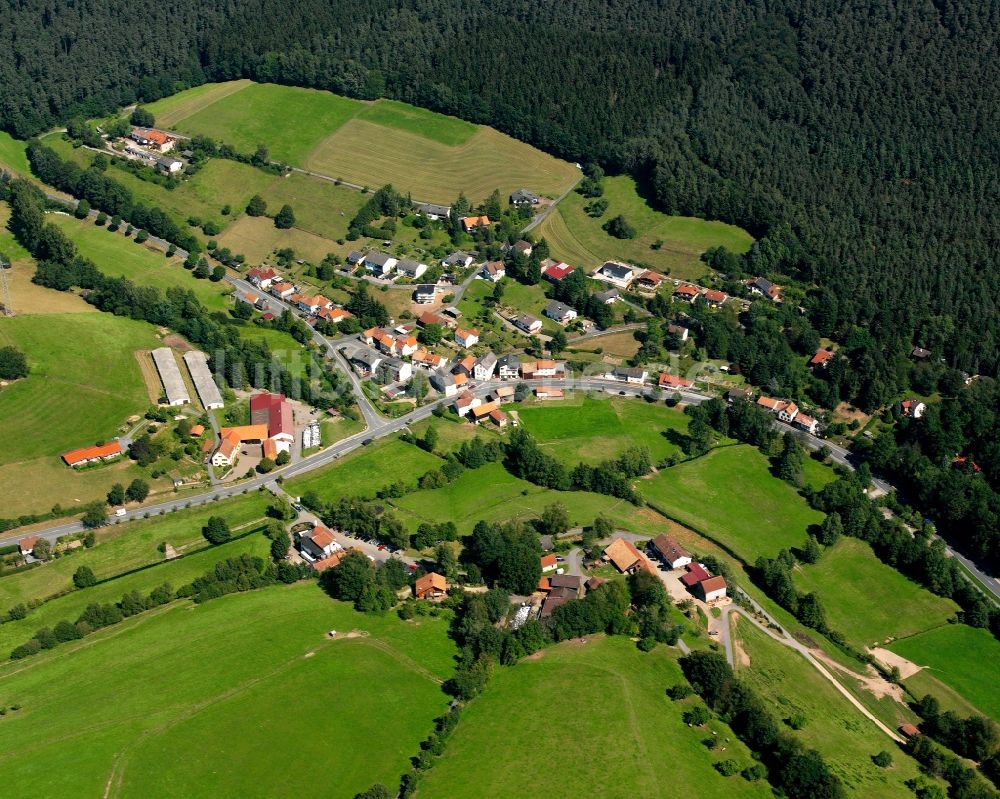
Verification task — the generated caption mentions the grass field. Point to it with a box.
[537,175,753,280]
[735,622,920,798]
[889,625,1000,721]
[259,172,367,242]
[356,99,477,146]
[793,538,958,648]
[418,635,769,799]
[641,445,825,562]
[0,494,270,613]
[217,215,339,264]
[0,582,454,798]
[516,395,690,465]
[50,214,232,311]
[139,80,255,127]
[0,130,30,175]
[284,438,445,504]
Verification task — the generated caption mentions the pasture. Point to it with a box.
[418,635,770,799]
[793,538,958,649]
[0,494,270,613]
[641,445,824,562]
[216,215,338,264]
[0,531,271,656]
[889,625,1000,721]
[0,130,30,175]
[515,395,690,465]
[735,622,921,799]
[356,99,477,146]
[0,583,454,799]
[537,175,753,280]
[50,214,232,311]
[259,172,367,242]
[284,438,444,504]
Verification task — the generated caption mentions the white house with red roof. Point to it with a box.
[455,328,479,348]
[250,392,294,452]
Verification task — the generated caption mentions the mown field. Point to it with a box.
[418,635,770,799]
[50,214,232,311]
[641,445,826,562]
[0,130,31,174]
[793,537,958,649]
[259,172,367,242]
[537,175,753,281]
[735,621,922,799]
[216,215,339,264]
[516,395,690,465]
[0,582,454,799]
[0,312,158,466]
[0,494,270,613]
[889,625,1000,721]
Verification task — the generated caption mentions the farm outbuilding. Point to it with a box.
[183,351,224,410]
[151,347,190,406]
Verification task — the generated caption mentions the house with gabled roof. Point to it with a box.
[442,251,474,269]
[497,354,521,380]
[604,538,654,574]
[542,262,574,283]
[605,366,647,385]
[512,239,533,257]
[748,277,781,300]
[455,328,479,348]
[901,398,926,419]
[544,300,577,324]
[454,390,481,416]
[513,314,543,334]
[702,288,728,306]
[415,572,448,600]
[636,271,664,292]
[247,266,280,289]
[396,258,428,279]
[474,352,498,380]
[415,203,451,220]
[461,215,492,232]
[650,534,692,569]
[810,349,835,368]
[429,370,459,397]
[673,283,701,302]
[363,252,397,277]
[300,526,341,560]
[510,188,540,206]
[594,261,635,288]
[659,373,693,389]
[480,260,506,282]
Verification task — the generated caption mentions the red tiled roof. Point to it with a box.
[542,262,574,281]
[681,563,710,587]
[810,349,835,366]
[62,441,122,466]
[540,553,557,569]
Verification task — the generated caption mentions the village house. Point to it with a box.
[594,261,635,288]
[901,398,926,419]
[673,283,701,303]
[415,202,451,220]
[130,128,176,152]
[544,300,578,324]
[373,330,398,355]
[413,284,436,304]
[534,387,564,400]
[18,536,38,557]
[250,392,294,449]
[756,396,799,423]
[542,261,575,283]
[492,385,515,403]
[461,215,492,232]
[442,251,474,269]
[270,281,295,299]
[497,354,521,380]
[241,291,261,308]
[794,413,820,435]
[667,323,690,343]
[659,373,693,389]
[513,314,543,334]
[473,352,498,381]
[470,401,503,426]
[512,239,533,257]
[510,188,540,206]
[480,260,506,281]
[351,351,383,377]
[418,310,450,329]
[605,366,647,385]
[296,294,333,315]
[430,371,459,397]
[412,348,448,370]
[521,359,562,379]
[454,355,477,377]
[810,349,835,368]
[315,307,352,325]
[454,390,481,416]
[363,252,398,277]
[396,258,428,280]
[414,571,449,600]
[397,335,419,357]
[650,534,692,570]
[748,277,781,301]
[312,550,350,573]
[346,251,367,266]
[702,288,728,307]
[635,271,664,292]
[540,553,558,573]
[911,346,931,361]
[377,358,412,384]
[247,266,280,289]
[62,440,123,468]
[604,538,655,574]
[155,155,183,174]
[299,526,341,560]
[696,575,728,602]
[455,327,479,348]
[595,288,619,305]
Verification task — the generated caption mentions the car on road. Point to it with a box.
[362,438,374,446]
[292,503,303,513]
[709,630,720,637]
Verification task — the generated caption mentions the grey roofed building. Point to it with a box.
[347,250,366,264]
[474,351,498,379]
[549,574,583,592]
[595,288,619,304]
[749,276,774,295]
[151,347,190,406]
[183,350,224,410]
[396,258,422,274]
[513,313,542,332]
[614,367,646,381]
[429,371,456,392]
[443,250,473,267]
[413,284,436,302]
[597,261,633,282]
[415,202,451,218]
[510,188,540,205]
[497,353,521,372]
[154,155,183,173]
[365,252,394,267]
[351,350,382,374]
[544,300,577,322]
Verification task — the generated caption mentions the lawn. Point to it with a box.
[0,313,158,465]
[140,79,255,127]
[0,582,454,798]
[50,214,232,311]
[418,635,770,799]
[356,99,477,146]
[515,395,690,466]
[307,121,579,203]
[149,81,365,165]
[793,538,958,649]
[284,438,444,504]
[889,625,1000,721]
[0,493,270,613]
[217,215,339,264]
[537,175,753,281]
[735,621,921,799]
[641,445,823,562]
[0,130,30,174]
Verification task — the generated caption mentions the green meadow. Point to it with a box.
[418,635,770,799]
[0,130,30,174]
[50,214,232,311]
[641,445,826,562]
[538,175,753,280]
[0,583,454,799]
[889,625,1000,721]
[793,537,958,649]
[736,622,921,799]
[356,99,477,146]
